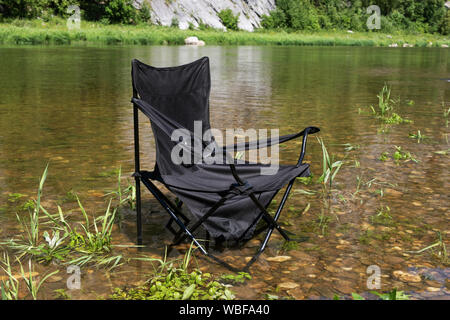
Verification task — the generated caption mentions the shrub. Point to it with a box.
[261,8,287,29]
[170,17,179,28]
[138,1,151,23]
[218,8,239,31]
[104,0,137,24]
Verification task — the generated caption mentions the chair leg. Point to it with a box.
[135,175,143,246]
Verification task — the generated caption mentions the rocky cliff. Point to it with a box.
[136,0,275,31]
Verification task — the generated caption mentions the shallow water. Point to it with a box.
[0,45,448,300]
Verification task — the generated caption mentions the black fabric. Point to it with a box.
[132,57,312,240]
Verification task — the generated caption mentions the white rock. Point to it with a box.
[347,30,354,33]
[389,43,398,47]
[386,35,393,39]
[184,37,206,46]
[441,44,449,48]
[184,36,199,45]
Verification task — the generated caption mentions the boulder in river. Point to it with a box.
[184,36,205,46]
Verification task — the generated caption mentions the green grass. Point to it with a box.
[0,164,130,270]
[0,18,449,47]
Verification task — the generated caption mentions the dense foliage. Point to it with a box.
[0,0,447,34]
[218,8,240,31]
[261,0,449,34]
[0,0,150,24]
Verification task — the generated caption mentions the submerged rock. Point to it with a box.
[278,281,299,289]
[266,255,291,262]
[393,270,421,283]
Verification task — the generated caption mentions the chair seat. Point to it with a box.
[159,163,311,194]
[153,163,311,241]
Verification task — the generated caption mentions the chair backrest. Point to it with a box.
[131,57,212,176]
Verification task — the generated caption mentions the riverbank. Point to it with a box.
[0,19,449,47]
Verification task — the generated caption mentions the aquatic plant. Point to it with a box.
[1,165,49,259]
[19,259,59,300]
[393,146,418,164]
[410,231,448,265]
[434,149,450,155]
[104,166,136,226]
[377,84,393,118]
[0,165,131,270]
[0,252,20,300]
[364,85,412,126]
[7,193,26,203]
[378,152,389,162]
[220,272,252,285]
[370,206,394,226]
[110,245,235,300]
[378,146,418,164]
[351,289,409,300]
[316,137,343,192]
[408,130,429,143]
[278,240,299,253]
[0,252,58,300]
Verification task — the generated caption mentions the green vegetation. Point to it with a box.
[378,146,418,164]
[410,231,448,265]
[370,205,394,226]
[0,165,128,270]
[110,246,236,300]
[351,289,410,300]
[317,137,343,192]
[392,146,418,164]
[218,9,240,31]
[368,84,412,124]
[408,130,429,143]
[1,1,447,35]
[0,1,448,46]
[261,0,449,35]
[0,252,58,300]
[0,165,239,300]
[0,18,448,46]
[220,272,252,284]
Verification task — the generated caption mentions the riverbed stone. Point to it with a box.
[287,287,305,299]
[266,255,291,262]
[426,286,441,292]
[385,188,403,197]
[278,282,299,289]
[393,270,421,283]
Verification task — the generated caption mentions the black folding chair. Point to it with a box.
[131,57,319,272]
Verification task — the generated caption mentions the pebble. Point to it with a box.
[47,275,63,283]
[279,282,299,289]
[266,256,291,262]
[287,287,305,299]
[393,270,421,283]
[385,188,402,197]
